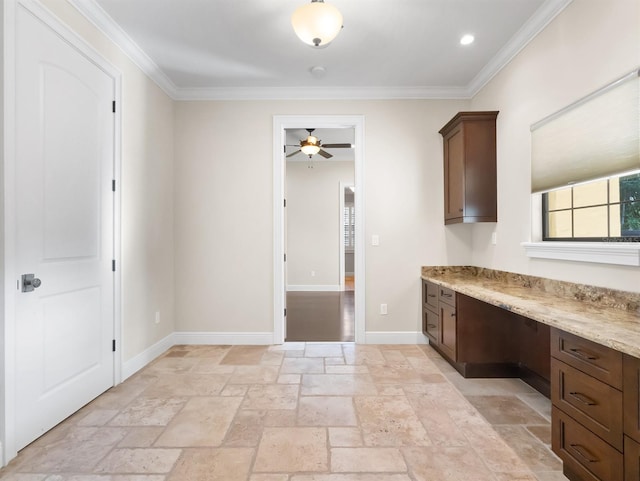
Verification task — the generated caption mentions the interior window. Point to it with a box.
[543,172,640,241]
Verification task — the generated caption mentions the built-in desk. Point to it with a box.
[421,266,640,481]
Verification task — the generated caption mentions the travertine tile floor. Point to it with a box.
[0,343,569,480]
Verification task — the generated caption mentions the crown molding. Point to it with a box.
[467,0,573,96]
[69,0,572,101]
[68,0,177,97]
[172,85,473,101]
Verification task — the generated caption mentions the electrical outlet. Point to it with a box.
[311,270,316,277]
[380,303,388,315]
[491,232,497,245]
[155,311,160,324]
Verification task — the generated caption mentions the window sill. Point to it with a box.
[522,241,640,267]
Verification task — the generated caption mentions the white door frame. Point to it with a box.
[2,0,122,465]
[273,115,365,344]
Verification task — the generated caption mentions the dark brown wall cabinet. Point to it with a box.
[439,111,498,224]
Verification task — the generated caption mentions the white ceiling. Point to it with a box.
[71,0,571,100]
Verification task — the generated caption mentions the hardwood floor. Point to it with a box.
[286,290,354,342]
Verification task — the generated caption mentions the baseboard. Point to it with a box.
[173,331,274,345]
[287,285,341,292]
[364,331,428,344]
[122,332,175,381]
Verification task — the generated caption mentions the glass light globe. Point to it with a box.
[292,1,343,48]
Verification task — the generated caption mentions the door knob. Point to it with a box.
[22,273,42,292]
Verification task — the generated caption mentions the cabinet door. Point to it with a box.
[624,354,640,444]
[423,308,439,346]
[625,436,640,481]
[439,302,457,361]
[443,125,464,222]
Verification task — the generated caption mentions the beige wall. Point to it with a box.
[470,0,640,292]
[286,161,354,288]
[33,0,177,360]
[174,100,470,334]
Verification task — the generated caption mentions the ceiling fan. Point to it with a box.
[286,128,352,159]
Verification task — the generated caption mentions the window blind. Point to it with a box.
[530,69,640,193]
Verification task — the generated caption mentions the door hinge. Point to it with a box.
[284,199,286,207]
[284,253,286,262]
[112,339,116,352]
[112,179,116,192]
[112,101,116,113]
[112,259,116,272]
[284,308,287,316]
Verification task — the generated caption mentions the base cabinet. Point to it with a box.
[550,328,640,481]
[420,279,550,392]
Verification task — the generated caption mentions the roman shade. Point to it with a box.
[530,69,640,193]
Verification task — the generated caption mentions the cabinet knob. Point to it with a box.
[458,208,463,212]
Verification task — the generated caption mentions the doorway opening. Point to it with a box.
[273,116,365,344]
[284,129,354,342]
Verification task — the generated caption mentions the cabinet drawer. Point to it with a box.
[423,281,438,310]
[551,328,622,389]
[423,307,439,345]
[552,407,623,481]
[551,358,623,450]
[439,286,456,306]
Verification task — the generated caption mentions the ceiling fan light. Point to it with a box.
[291,0,343,48]
[301,144,321,156]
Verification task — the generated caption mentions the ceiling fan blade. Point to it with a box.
[318,149,333,159]
[321,143,353,149]
[286,150,302,158]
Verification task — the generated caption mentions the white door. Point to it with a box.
[14,6,115,450]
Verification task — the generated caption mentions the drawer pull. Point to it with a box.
[568,347,598,361]
[450,312,456,317]
[568,391,597,406]
[427,324,437,329]
[427,294,436,298]
[569,443,598,463]
[441,291,452,297]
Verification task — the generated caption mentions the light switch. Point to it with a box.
[372,234,380,246]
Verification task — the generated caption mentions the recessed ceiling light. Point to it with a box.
[460,34,475,45]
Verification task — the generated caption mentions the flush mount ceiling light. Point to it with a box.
[460,34,475,45]
[291,0,343,48]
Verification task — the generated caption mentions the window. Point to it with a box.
[543,172,640,241]
[343,204,355,250]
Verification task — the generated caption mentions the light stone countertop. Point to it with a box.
[421,266,640,359]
